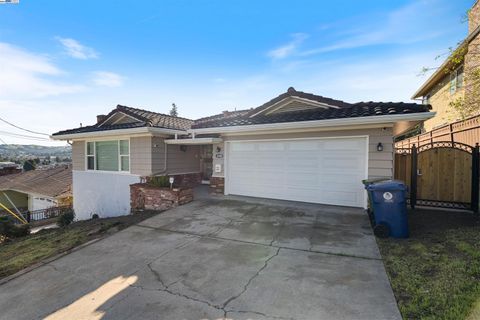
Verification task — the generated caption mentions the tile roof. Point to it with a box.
[0,166,72,198]
[52,88,431,135]
[191,88,431,129]
[52,105,193,136]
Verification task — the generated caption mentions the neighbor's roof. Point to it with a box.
[52,105,193,136]
[0,166,72,198]
[412,25,480,99]
[191,88,431,129]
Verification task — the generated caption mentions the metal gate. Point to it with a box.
[394,142,479,212]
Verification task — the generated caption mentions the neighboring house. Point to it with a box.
[0,162,22,176]
[412,0,480,132]
[0,166,72,213]
[51,88,433,220]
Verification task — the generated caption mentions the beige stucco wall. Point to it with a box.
[423,75,464,132]
[219,127,394,180]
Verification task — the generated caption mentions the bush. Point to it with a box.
[0,217,30,238]
[148,176,171,188]
[57,209,75,227]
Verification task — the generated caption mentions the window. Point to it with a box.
[450,66,464,94]
[86,140,129,172]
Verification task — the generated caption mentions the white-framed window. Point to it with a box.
[86,139,130,172]
[450,66,464,94]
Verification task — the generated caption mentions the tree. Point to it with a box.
[23,160,36,171]
[169,103,178,117]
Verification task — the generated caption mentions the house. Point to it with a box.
[51,88,434,220]
[0,165,72,213]
[412,0,480,132]
[0,162,22,176]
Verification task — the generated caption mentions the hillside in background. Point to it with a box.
[0,144,72,159]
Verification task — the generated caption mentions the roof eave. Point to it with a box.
[51,127,188,140]
[189,112,436,134]
[413,26,480,99]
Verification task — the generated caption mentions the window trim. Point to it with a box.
[450,66,464,95]
[85,138,131,173]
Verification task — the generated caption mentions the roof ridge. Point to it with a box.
[118,105,194,122]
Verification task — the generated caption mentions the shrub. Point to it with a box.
[57,209,75,227]
[0,217,30,238]
[148,176,171,188]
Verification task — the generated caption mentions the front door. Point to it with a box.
[200,145,213,182]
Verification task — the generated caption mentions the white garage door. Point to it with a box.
[226,137,368,207]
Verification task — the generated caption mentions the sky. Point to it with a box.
[0,0,475,146]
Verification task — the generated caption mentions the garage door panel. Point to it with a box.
[227,137,367,207]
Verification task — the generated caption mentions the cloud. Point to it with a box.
[267,33,308,59]
[92,71,125,87]
[56,37,98,59]
[0,42,84,98]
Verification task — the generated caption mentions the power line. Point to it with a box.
[0,137,7,144]
[0,130,51,142]
[0,116,50,136]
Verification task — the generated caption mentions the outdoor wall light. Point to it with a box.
[377,142,384,152]
[216,146,222,153]
[180,145,187,152]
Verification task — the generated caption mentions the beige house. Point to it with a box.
[52,88,433,220]
[0,166,72,213]
[413,0,480,132]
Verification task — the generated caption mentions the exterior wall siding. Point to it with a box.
[130,136,152,176]
[220,127,394,180]
[72,141,86,171]
[166,144,201,174]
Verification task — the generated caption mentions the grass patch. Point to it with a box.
[378,209,480,320]
[0,212,156,279]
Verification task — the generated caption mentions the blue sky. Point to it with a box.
[0,0,474,145]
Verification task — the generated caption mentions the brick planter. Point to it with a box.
[130,183,193,212]
[210,177,225,194]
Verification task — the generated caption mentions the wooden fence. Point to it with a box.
[395,114,480,148]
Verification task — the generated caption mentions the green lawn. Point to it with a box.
[378,208,480,320]
[0,212,156,279]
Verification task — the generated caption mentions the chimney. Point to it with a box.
[469,0,480,34]
[96,114,107,123]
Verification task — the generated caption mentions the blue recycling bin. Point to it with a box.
[366,180,409,238]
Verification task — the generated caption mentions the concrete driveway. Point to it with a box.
[0,197,401,320]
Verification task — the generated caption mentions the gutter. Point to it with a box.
[50,127,188,141]
[188,112,436,135]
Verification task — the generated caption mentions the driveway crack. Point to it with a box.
[226,309,295,320]
[222,247,281,309]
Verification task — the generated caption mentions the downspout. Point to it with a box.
[150,140,169,176]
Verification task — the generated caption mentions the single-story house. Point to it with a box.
[51,88,434,220]
[0,165,72,213]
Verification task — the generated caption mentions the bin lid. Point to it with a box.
[366,180,407,191]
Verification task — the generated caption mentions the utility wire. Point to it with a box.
[0,130,51,141]
[0,116,50,136]
[0,137,7,144]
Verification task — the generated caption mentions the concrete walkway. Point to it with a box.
[0,198,401,320]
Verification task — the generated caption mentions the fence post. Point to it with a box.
[410,144,418,209]
[471,143,480,214]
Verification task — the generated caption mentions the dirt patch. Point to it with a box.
[0,211,158,279]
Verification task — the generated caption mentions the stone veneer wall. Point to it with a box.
[209,177,225,194]
[130,183,193,212]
